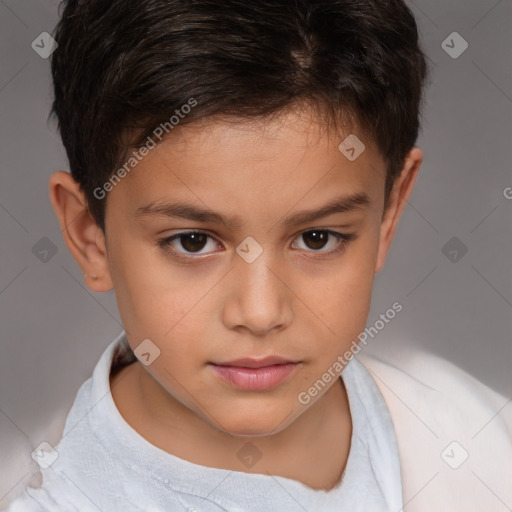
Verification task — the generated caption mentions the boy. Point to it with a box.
[4,0,511,510]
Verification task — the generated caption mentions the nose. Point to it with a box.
[222,250,293,337]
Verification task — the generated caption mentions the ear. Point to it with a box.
[49,171,114,292]
[375,147,423,274]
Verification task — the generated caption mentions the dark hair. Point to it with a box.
[50,0,429,233]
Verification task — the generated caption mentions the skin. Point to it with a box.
[49,106,422,491]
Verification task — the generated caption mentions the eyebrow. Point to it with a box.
[134,192,371,228]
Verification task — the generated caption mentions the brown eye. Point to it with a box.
[157,231,220,255]
[302,230,330,250]
[291,229,355,255]
[177,233,208,252]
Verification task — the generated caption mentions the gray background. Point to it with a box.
[1,0,511,506]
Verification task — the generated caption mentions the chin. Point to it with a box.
[207,408,298,438]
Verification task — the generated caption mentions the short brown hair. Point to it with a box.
[50,0,429,232]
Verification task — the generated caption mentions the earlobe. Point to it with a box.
[49,171,114,292]
[374,147,423,274]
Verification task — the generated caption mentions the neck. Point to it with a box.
[112,361,352,490]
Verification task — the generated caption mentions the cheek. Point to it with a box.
[119,281,199,341]
[107,240,201,338]
[304,237,378,348]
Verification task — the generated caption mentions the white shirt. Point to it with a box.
[358,348,512,511]
[2,330,402,512]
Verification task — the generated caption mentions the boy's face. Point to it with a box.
[51,107,421,437]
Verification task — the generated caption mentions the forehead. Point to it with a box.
[157,108,370,156]
[107,108,386,222]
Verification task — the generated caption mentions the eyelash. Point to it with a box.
[157,229,356,260]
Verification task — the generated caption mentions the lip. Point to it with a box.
[214,356,297,368]
[209,357,300,391]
